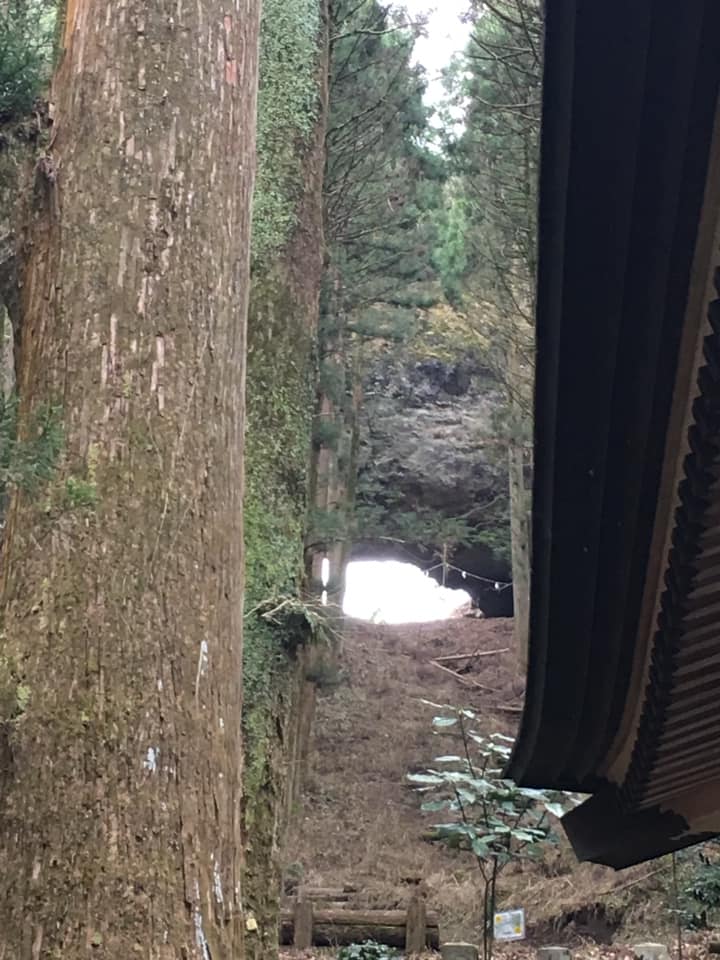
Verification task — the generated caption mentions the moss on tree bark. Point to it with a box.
[242,2,329,957]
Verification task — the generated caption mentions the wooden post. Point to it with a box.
[294,897,314,951]
[406,896,427,954]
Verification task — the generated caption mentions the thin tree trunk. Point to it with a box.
[507,336,531,671]
[306,266,349,602]
[0,1,260,955]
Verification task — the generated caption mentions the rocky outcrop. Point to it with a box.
[353,351,514,617]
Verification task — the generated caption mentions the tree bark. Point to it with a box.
[0,1,260,955]
[507,336,532,671]
[242,2,329,957]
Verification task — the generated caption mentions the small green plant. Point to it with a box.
[338,941,398,960]
[64,475,97,509]
[245,594,341,649]
[409,704,578,960]
[0,393,63,496]
[0,654,30,724]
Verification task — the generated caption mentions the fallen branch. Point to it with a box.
[429,660,495,691]
[600,865,668,898]
[433,648,509,662]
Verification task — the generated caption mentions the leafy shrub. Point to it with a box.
[680,845,720,929]
[409,704,579,960]
[0,1,57,122]
[338,941,398,960]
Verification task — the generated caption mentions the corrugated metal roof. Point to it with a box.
[507,0,720,867]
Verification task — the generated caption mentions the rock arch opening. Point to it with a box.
[342,559,473,624]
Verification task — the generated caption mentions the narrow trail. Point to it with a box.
[284,617,685,950]
[285,616,521,940]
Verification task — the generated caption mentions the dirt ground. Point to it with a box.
[283,616,691,951]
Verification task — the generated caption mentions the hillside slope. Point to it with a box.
[284,617,681,947]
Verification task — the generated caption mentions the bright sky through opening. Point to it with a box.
[401,0,471,105]
[343,560,471,623]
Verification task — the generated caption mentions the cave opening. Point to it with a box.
[342,559,473,624]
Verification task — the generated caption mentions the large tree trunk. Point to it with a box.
[0,1,260,955]
[242,2,329,957]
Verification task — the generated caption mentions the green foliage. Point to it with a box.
[312,416,343,449]
[338,942,398,960]
[0,392,63,496]
[410,704,577,960]
[0,653,30,724]
[64,475,97,510]
[243,341,312,709]
[432,186,470,306]
[306,506,349,553]
[0,0,57,122]
[678,845,720,929]
[246,594,337,651]
[354,476,511,565]
[253,0,321,263]
[350,304,420,342]
[434,0,541,424]
[441,1,541,314]
[319,360,346,404]
[304,656,345,691]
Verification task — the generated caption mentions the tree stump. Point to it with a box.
[294,898,314,950]
[632,944,669,960]
[406,896,427,953]
[537,948,572,960]
[441,942,480,960]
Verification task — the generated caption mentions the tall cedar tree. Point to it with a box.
[308,0,442,586]
[437,0,542,655]
[0,1,259,953]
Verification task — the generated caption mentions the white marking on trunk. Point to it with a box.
[109,314,118,380]
[194,882,211,960]
[143,747,158,772]
[151,334,165,411]
[213,858,224,904]
[137,276,148,316]
[117,228,129,288]
[194,639,209,700]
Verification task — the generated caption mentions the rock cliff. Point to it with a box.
[353,348,513,617]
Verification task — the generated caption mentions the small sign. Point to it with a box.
[494,908,526,942]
